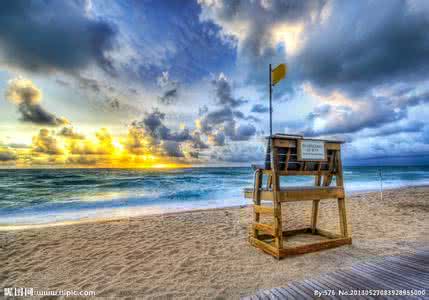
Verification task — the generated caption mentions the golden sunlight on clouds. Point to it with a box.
[122,127,152,155]
[6,77,42,105]
[32,129,64,155]
[303,83,358,108]
[0,126,189,169]
[271,22,305,56]
[0,77,190,169]
[195,119,202,130]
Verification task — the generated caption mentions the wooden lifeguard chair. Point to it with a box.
[244,134,352,259]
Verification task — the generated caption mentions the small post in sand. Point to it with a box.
[378,168,383,201]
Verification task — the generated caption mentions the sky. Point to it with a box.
[0,0,428,168]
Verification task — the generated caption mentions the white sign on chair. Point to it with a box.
[298,140,326,161]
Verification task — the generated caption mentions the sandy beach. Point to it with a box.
[1,186,428,299]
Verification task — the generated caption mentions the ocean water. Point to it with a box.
[0,166,428,226]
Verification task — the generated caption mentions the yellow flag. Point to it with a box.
[271,63,287,86]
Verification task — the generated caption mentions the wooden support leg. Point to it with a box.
[334,149,349,239]
[311,174,322,233]
[273,199,283,251]
[270,146,283,252]
[337,197,348,237]
[310,200,320,234]
[272,154,283,251]
[253,170,262,238]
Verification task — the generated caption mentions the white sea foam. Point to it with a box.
[0,166,428,227]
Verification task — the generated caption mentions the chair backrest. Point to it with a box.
[269,135,343,174]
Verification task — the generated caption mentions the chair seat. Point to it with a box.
[244,186,344,202]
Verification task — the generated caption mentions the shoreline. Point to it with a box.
[2,186,428,298]
[1,183,428,231]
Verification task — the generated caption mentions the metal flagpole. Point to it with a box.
[265,64,272,169]
[269,63,272,136]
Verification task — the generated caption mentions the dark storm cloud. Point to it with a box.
[202,0,429,93]
[303,99,406,136]
[201,0,429,150]
[201,0,322,55]
[232,110,260,122]
[368,121,425,137]
[230,124,256,141]
[162,141,184,157]
[251,104,269,113]
[200,0,324,84]
[0,148,17,161]
[212,74,247,107]
[141,110,165,133]
[198,74,258,144]
[158,88,179,105]
[139,110,192,142]
[302,86,429,137]
[191,132,209,150]
[0,0,116,74]
[289,0,429,142]
[58,127,85,140]
[297,0,429,95]
[199,107,257,141]
[157,72,180,105]
[17,104,68,126]
[397,91,429,107]
[132,109,208,158]
[5,78,68,126]
[200,107,234,133]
